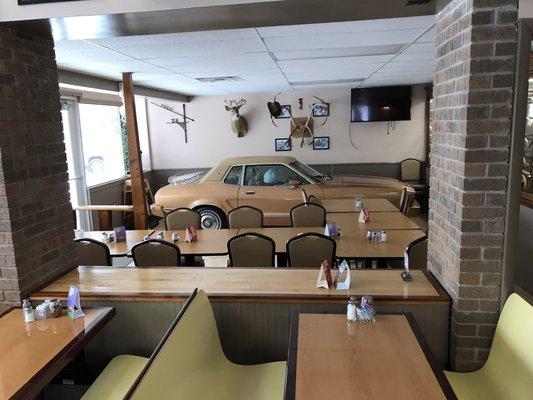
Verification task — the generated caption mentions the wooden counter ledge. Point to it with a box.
[31,266,449,304]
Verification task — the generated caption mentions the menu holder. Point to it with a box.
[401,249,412,281]
[358,207,370,223]
[335,260,351,290]
[67,285,85,319]
[185,226,198,243]
[316,260,333,289]
[114,226,127,242]
[324,222,338,237]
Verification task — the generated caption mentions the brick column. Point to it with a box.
[0,25,76,304]
[429,0,517,370]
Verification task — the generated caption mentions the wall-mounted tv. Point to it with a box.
[351,86,412,122]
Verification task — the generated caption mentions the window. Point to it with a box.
[244,165,307,186]
[224,166,242,185]
[79,104,125,186]
[289,161,325,184]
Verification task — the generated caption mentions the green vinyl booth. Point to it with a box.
[445,293,533,400]
[82,289,286,400]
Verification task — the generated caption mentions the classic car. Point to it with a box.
[152,156,410,229]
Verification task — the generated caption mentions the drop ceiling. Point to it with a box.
[55,15,436,96]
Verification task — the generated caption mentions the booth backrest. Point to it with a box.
[481,293,533,399]
[127,289,228,399]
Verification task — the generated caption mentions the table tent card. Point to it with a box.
[114,226,127,242]
[67,285,85,319]
[185,226,198,243]
[358,207,370,223]
[324,222,338,237]
[316,260,333,289]
[335,260,351,290]
[401,249,413,281]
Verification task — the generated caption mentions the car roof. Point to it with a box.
[201,156,297,182]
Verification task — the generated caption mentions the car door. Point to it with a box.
[238,164,322,226]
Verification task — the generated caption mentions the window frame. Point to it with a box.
[242,163,311,187]
[223,165,245,186]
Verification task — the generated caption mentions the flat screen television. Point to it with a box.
[351,86,412,122]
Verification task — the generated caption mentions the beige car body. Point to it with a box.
[153,156,410,228]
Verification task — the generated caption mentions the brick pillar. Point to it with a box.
[429,0,517,370]
[0,25,76,304]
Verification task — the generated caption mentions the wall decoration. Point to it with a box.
[275,105,291,119]
[275,138,292,152]
[290,117,313,140]
[312,103,329,117]
[313,136,330,150]
[224,99,248,137]
[151,102,194,143]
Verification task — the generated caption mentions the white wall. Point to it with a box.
[0,0,278,22]
[147,85,427,169]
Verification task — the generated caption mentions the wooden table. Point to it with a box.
[327,211,421,230]
[239,227,425,259]
[322,198,398,213]
[286,313,456,400]
[0,307,115,400]
[153,229,239,256]
[73,205,134,231]
[81,230,154,257]
[30,267,450,370]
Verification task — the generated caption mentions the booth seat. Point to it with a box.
[82,289,286,400]
[445,293,533,400]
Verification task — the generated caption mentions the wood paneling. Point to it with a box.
[30,267,447,303]
[289,314,454,400]
[322,198,398,213]
[0,308,115,400]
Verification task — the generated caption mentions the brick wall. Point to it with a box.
[0,25,76,304]
[429,0,517,370]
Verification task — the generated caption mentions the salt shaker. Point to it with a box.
[22,299,35,323]
[102,232,109,243]
[380,230,387,242]
[347,296,357,322]
[171,232,179,242]
[157,232,164,240]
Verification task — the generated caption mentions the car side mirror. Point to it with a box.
[289,180,300,189]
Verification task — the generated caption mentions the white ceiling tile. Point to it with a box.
[88,29,257,48]
[393,52,434,62]
[264,29,426,52]
[274,44,404,61]
[257,15,435,37]
[147,52,273,67]
[402,41,435,54]
[277,54,391,69]
[56,48,132,63]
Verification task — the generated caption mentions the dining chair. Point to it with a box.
[286,233,336,268]
[290,203,326,227]
[228,206,263,229]
[227,233,275,268]
[399,187,416,215]
[164,207,201,230]
[445,293,533,400]
[75,238,112,266]
[131,239,181,267]
[404,236,428,269]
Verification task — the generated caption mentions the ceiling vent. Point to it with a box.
[196,76,243,83]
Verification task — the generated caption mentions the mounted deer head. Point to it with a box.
[224,99,248,137]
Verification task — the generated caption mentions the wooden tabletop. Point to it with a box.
[286,314,456,400]
[0,307,115,400]
[239,227,425,259]
[153,229,239,256]
[80,230,154,256]
[322,198,398,213]
[327,211,421,230]
[30,267,449,304]
[73,205,134,211]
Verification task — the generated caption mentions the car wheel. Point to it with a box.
[196,207,227,230]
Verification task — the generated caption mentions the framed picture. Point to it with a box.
[276,105,292,119]
[313,136,330,150]
[312,103,329,117]
[275,138,292,152]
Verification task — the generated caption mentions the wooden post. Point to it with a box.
[122,72,148,229]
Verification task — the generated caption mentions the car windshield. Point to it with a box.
[290,161,326,183]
